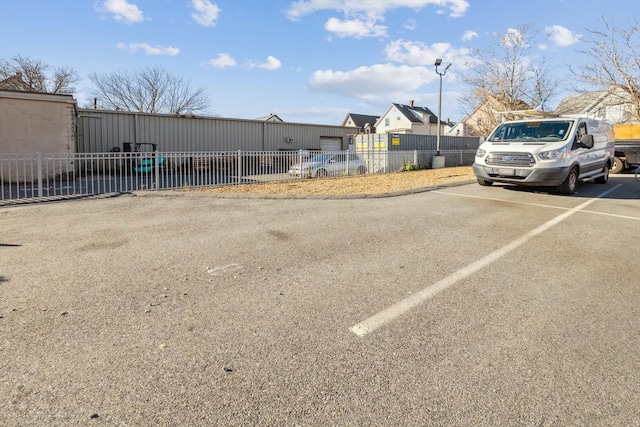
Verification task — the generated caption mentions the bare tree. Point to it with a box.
[460,24,558,136]
[88,67,210,115]
[571,17,640,122]
[0,55,78,94]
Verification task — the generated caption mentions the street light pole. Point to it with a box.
[434,58,451,169]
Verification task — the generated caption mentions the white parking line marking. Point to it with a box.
[434,190,640,221]
[350,185,623,337]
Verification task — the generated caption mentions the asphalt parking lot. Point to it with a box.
[1,175,639,426]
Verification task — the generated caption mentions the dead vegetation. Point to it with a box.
[187,166,475,196]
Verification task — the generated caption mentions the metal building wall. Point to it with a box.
[262,122,355,151]
[353,133,480,151]
[77,111,135,153]
[77,110,358,153]
[389,134,480,151]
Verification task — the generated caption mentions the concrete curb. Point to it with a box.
[133,180,476,200]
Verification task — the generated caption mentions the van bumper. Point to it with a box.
[473,164,571,186]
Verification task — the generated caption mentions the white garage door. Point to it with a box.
[320,137,342,151]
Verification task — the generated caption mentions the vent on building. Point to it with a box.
[285,136,295,143]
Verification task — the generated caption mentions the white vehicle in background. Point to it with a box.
[289,152,367,178]
[473,116,615,194]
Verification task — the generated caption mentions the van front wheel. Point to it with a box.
[557,167,578,195]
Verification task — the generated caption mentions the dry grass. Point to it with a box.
[186,166,475,196]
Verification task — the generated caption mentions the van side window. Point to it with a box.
[578,122,587,138]
[573,122,588,149]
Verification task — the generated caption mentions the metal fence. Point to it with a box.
[1,149,476,204]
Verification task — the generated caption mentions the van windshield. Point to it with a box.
[488,120,574,142]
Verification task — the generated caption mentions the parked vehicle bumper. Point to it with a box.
[473,163,571,186]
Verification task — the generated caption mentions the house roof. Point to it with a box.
[554,91,606,115]
[459,96,531,125]
[374,103,439,127]
[392,103,439,124]
[342,113,379,128]
[255,113,283,122]
[0,72,32,91]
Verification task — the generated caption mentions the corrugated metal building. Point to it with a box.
[77,109,359,153]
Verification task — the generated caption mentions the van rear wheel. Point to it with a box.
[594,164,609,184]
[556,167,578,194]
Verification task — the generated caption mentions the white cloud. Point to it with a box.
[258,56,282,70]
[287,0,470,20]
[116,42,179,56]
[208,53,236,68]
[286,0,469,39]
[384,39,473,68]
[461,30,478,41]
[325,17,387,38]
[545,25,580,47]
[404,19,417,30]
[247,56,282,70]
[191,0,221,27]
[101,0,144,24]
[308,63,433,102]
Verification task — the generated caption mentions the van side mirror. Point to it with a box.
[580,134,594,149]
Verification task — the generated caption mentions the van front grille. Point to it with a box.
[485,152,535,167]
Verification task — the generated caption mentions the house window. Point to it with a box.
[385,118,390,126]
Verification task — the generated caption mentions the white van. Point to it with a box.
[472,117,615,194]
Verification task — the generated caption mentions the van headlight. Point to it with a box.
[539,147,568,160]
[475,148,486,157]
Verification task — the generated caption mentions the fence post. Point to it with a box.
[413,149,417,167]
[237,150,242,183]
[37,152,43,197]
[298,149,303,179]
[154,150,160,190]
[346,149,350,175]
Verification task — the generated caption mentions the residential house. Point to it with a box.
[374,101,440,135]
[453,96,531,138]
[0,72,32,91]
[341,113,379,134]
[446,117,469,137]
[554,89,637,124]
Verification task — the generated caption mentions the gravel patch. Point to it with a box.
[184,166,475,197]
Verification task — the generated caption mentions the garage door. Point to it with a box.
[320,137,342,151]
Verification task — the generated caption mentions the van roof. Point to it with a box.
[503,116,607,124]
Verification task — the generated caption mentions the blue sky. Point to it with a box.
[1,0,638,125]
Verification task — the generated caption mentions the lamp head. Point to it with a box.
[434,58,442,66]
